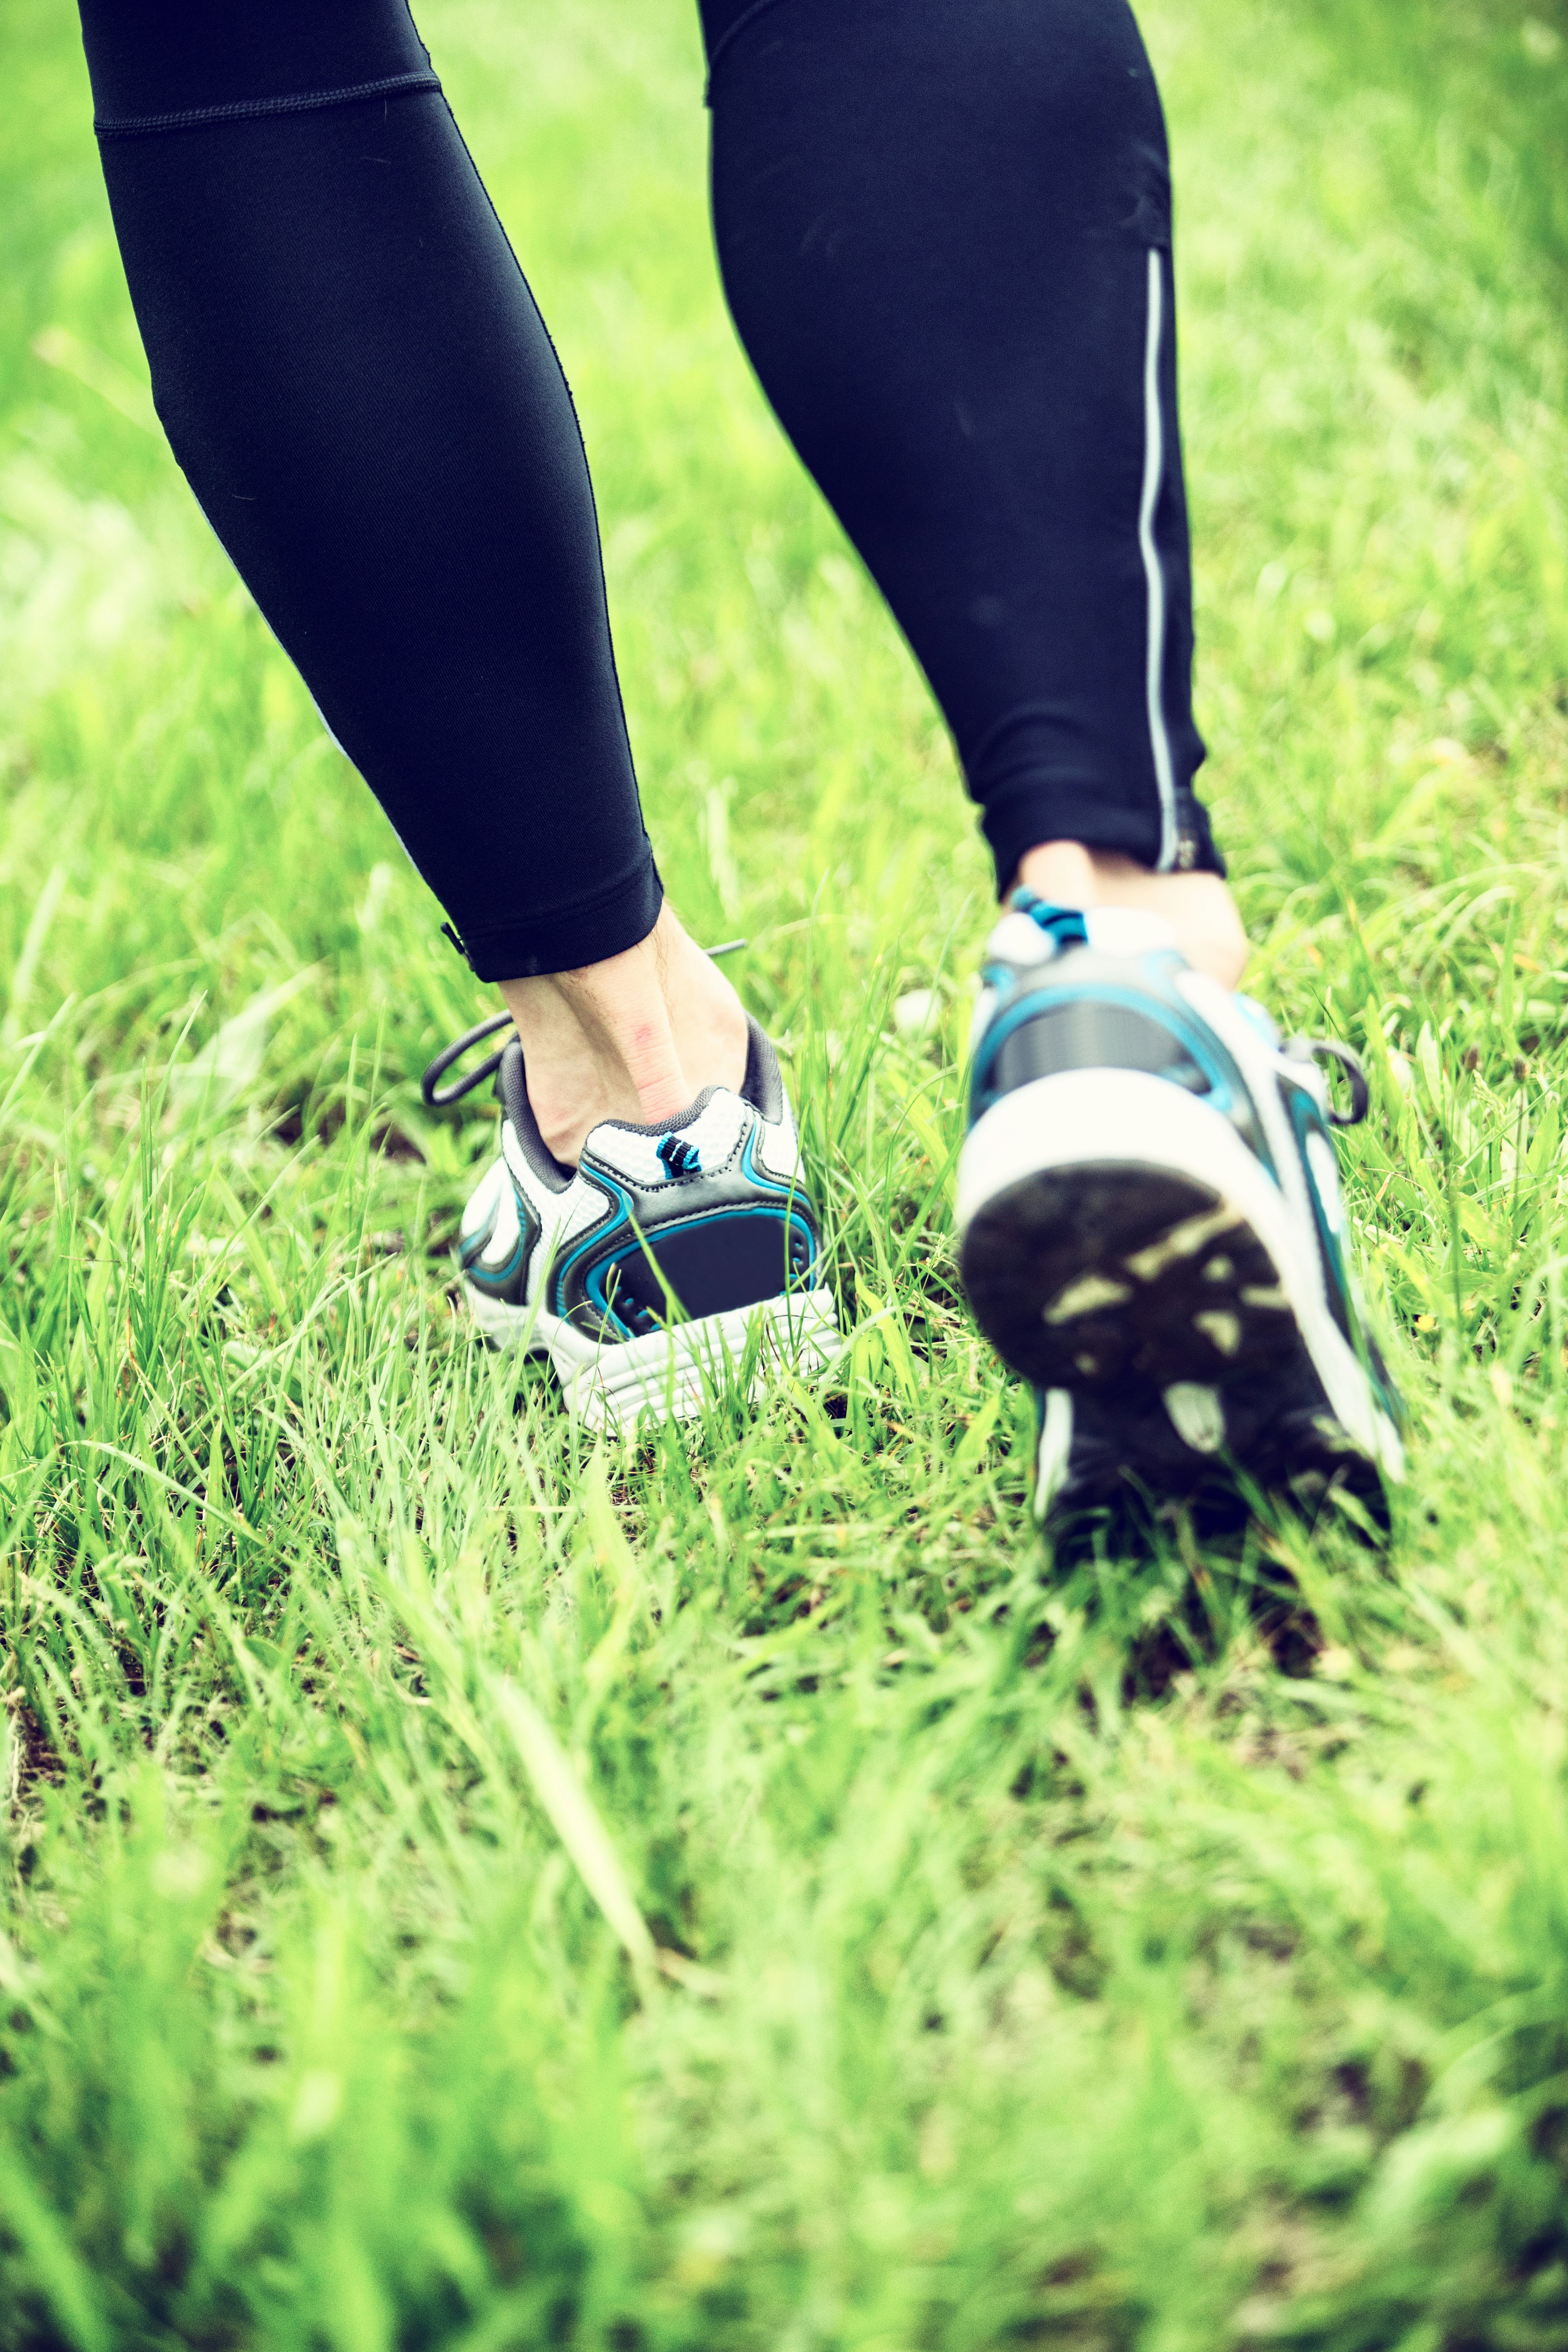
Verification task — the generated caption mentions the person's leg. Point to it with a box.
[699,0,1402,1515]
[700,0,1245,986]
[77,0,744,1162]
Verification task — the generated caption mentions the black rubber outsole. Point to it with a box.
[960,1162,1387,1524]
[1039,1387,1390,1547]
[960,1163,1302,1398]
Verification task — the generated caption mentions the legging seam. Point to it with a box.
[94,70,442,141]
[704,0,792,99]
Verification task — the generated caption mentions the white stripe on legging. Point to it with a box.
[1138,245,1179,871]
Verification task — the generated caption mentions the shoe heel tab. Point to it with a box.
[742,1016,784,1121]
[590,1082,749,1147]
[498,1040,575,1193]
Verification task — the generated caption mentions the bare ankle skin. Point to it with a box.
[499,902,749,1165]
[497,840,1242,1165]
[1014,841,1249,990]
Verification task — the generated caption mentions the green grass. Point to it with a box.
[6,0,1568,2342]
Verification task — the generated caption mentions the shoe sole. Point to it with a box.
[957,1070,1403,1491]
[463,1283,841,1434]
[1033,1384,1392,1544]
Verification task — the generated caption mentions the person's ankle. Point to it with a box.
[499,903,749,1164]
[1014,840,1248,990]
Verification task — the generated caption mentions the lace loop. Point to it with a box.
[420,1012,512,1110]
[1290,1037,1369,1128]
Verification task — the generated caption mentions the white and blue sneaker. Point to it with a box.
[423,1015,838,1432]
[956,893,1405,1533]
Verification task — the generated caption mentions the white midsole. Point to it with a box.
[464,1282,840,1434]
[958,1069,1402,1476]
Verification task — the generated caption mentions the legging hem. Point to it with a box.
[982,790,1224,897]
[458,860,665,982]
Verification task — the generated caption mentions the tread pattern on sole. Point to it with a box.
[962,1161,1392,1524]
[1039,1382,1388,1544]
[961,1163,1302,1397]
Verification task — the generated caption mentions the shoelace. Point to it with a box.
[1287,1037,1369,1127]
[421,1011,512,1109]
[419,938,749,1112]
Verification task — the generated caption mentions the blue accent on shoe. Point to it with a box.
[551,1173,636,1328]
[738,1121,810,1211]
[1233,994,1281,1048]
[464,1225,528,1285]
[1274,1067,1396,1424]
[658,1134,703,1179]
[1009,891,1090,949]
[461,1181,530,1286]
[1281,1083,1350,1308]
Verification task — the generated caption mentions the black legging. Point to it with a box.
[77,0,1220,983]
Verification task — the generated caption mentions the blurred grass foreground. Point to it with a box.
[8,0,1568,2345]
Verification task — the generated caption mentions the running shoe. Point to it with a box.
[422,1013,838,1431]
[956,893,1405,1534]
